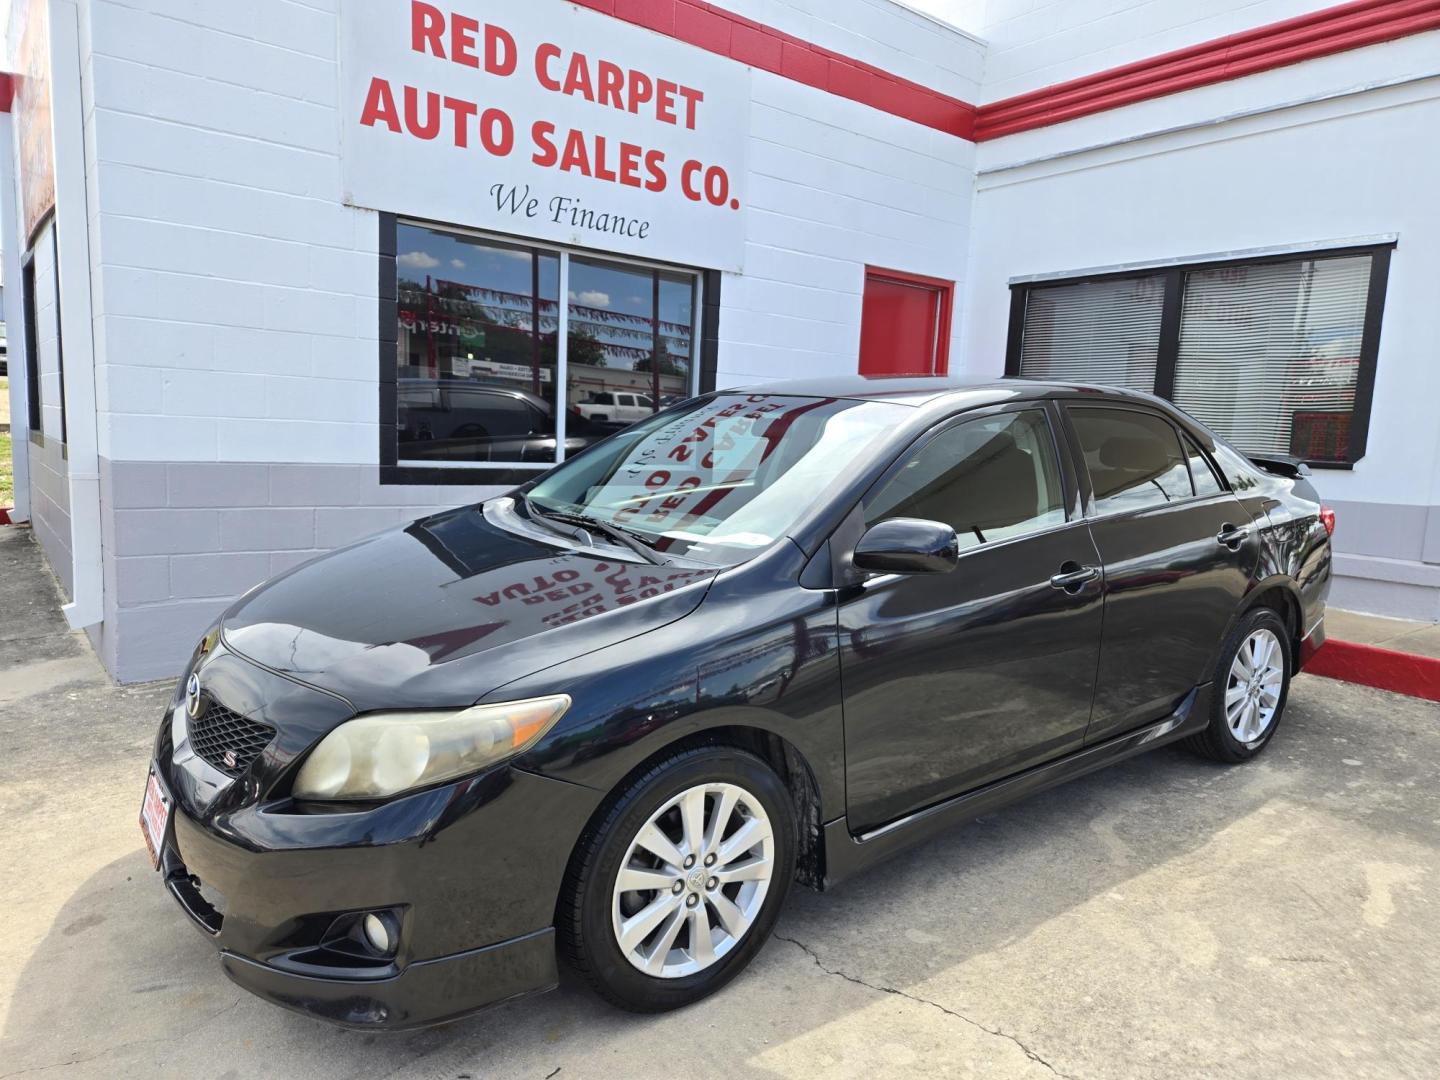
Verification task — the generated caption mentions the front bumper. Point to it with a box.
[149,643,601,1029]
[219,929,557,1029]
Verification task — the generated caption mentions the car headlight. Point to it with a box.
[292,694,571,801]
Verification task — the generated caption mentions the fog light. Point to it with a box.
[362,913,394,956]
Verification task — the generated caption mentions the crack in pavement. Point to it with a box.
[774,934,1078,1080]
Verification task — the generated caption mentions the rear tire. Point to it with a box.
[1185,607,1291,763]
[558,746,796,1012]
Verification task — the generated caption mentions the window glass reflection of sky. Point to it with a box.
[396,224,696,374]
[397,227,555,301]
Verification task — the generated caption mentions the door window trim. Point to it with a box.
[856,399,1083,563]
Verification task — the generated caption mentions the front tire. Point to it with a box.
[1186,607,1291,763]
[558,746,796,1012]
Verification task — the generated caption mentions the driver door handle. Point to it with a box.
[1049,563,1100,592]
[1216,524,1249,548]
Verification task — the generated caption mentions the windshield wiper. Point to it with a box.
[522,496,668,566]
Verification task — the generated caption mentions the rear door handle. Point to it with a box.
[1049,563,1100,592]
[1216,524,1249,548]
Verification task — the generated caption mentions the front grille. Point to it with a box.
[189,700,276,778]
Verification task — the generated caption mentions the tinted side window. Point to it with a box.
[867,409,1066,553]
[1069,407,1193,514]
[1209,441,1262,493]
[1182,432,1225,497]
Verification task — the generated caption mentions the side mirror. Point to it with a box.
[852,518,959,575]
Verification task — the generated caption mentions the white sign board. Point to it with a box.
[341,0,751,271]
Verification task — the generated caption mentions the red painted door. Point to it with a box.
[859,270,951,377]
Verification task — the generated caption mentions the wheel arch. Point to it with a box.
[1238,577,1304,666]
[559,719,831,899]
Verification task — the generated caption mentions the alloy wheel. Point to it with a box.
[611,782,775,979]
[1225,627,1285,745]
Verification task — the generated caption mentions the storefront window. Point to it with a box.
[1008,245,1390,467]
[393,221,701,469]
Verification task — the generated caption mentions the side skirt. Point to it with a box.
[820,683,1212,889]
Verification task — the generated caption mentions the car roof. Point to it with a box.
[722,374,1157,408]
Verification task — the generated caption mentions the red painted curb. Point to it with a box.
[1305,638,1440,702]
[0,508,12,526]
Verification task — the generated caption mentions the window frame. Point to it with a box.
[21,248,41,438]
[1005,241,1394,470]
[859,399,1082,560]
[1178,428,1225,498]
[378,213,721,486]
[859,265,954,379]
[52,224,67,446]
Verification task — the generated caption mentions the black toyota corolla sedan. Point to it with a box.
[140,377,1332,1028]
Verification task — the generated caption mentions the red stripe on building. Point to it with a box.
[573,1,1440,143]
[569,0,978,139]
[973,0,1440,140]
[1305,639,1440,702]
[0,72,14,113]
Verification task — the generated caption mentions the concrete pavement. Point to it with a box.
[1,522,1437,1079]
[1327,608,1440,660]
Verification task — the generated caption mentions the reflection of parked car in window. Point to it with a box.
[575,390,654,425]
[398,380,609,462]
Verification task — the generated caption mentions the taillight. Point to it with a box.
[1319,505,1336,536]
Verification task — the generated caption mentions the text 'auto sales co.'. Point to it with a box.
[345,1,751,270]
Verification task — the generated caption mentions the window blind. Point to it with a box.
[1017,275,1165,391]
[1172,255,1371,461]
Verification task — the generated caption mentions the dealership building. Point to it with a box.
[2,0,1438,682]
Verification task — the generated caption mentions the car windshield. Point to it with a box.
[526,393,908,565]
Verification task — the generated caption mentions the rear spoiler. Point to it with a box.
[1247,454,1311,479]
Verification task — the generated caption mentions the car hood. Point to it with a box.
[220,503,717,711]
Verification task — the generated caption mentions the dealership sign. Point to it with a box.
[341,1,751,271]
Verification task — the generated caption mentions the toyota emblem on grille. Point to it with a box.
[185,673,203,720]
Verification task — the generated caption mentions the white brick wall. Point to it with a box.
[48,0,986,679]
[962,75,1440,620]
[82,0,372,465]
[976,0,1329,102]
[718,69,974,385]
[79,0,982,464]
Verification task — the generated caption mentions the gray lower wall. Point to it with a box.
[42,461,1440,683]
[28,435,73,598]
[1323,498,1440,622]
[96,459,504,683]
[1325,499,1436,565]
